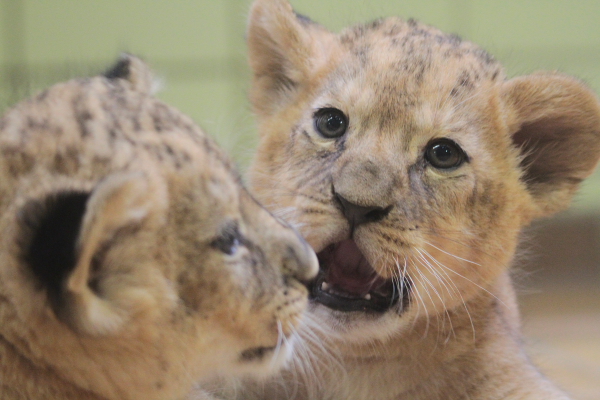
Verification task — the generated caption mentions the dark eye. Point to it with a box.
[313,108,348,138]
[211,229,241,256]
[425,139,467,169]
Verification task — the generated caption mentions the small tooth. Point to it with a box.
[321,281,330,291]
[364,293,372,300]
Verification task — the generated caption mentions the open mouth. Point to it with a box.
[309,239,409,313]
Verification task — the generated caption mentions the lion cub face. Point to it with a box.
[0,55,317,400]
[246,0,600,342]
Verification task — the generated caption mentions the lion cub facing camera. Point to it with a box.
[232,0,600,399]
[0,55,317,400]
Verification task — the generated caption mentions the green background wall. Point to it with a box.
[1,0,600,211]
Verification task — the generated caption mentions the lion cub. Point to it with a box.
[0,55,317,400]
[233,0,600,399]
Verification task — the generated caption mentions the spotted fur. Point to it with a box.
[224,1,600,399]
[0,54,317,400]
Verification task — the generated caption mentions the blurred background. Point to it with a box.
[1,1,599,398]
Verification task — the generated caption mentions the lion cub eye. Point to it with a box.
[425,139,467,169]
[211,226,241,256]
[313,108,348,138]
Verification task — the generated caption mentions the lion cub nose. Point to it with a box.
[335,193,392,227]
[280,230,319,283]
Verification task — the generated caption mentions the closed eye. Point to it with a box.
[211,222,242,256]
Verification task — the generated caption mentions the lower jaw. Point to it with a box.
[309,274,410,315]
[305,300,414,345]
[310,287,399,313]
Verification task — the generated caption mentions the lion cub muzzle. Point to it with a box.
[306,182,406,314]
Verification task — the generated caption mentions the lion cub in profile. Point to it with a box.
[0,55,317,400]
[231,0,600,399]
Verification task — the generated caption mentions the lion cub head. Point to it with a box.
[246,0,600,343]
[0,55,317,400]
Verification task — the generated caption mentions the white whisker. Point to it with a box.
[423,240,482,266]
[414,249,455,337]
[422,241,508,309]
[269,320,285,370]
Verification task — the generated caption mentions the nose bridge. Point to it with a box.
[273,225,319,282]
[333,148,396,208]
[243,191,318,283]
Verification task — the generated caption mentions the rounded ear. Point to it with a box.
[24,172,168,335]
[502,72,600,218]
[247,0,334,117]
[103,53,155,95]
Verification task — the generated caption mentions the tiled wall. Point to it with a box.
[1,0,600,209]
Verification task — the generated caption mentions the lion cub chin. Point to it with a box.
[0,55,318,400]
[215,0,600,399]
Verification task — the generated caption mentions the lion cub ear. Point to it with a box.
[103,53,155,95]
[24,172,167,335]
[247,0,334,117]
[501,72,600,219]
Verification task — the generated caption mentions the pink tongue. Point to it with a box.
[326,239,378,296]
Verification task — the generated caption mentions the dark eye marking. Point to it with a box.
[424,138,468,170]
[211,222,242,256]
[313,107,349,139]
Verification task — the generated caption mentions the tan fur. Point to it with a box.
[221,1,600,399]
[0,54,318,400]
